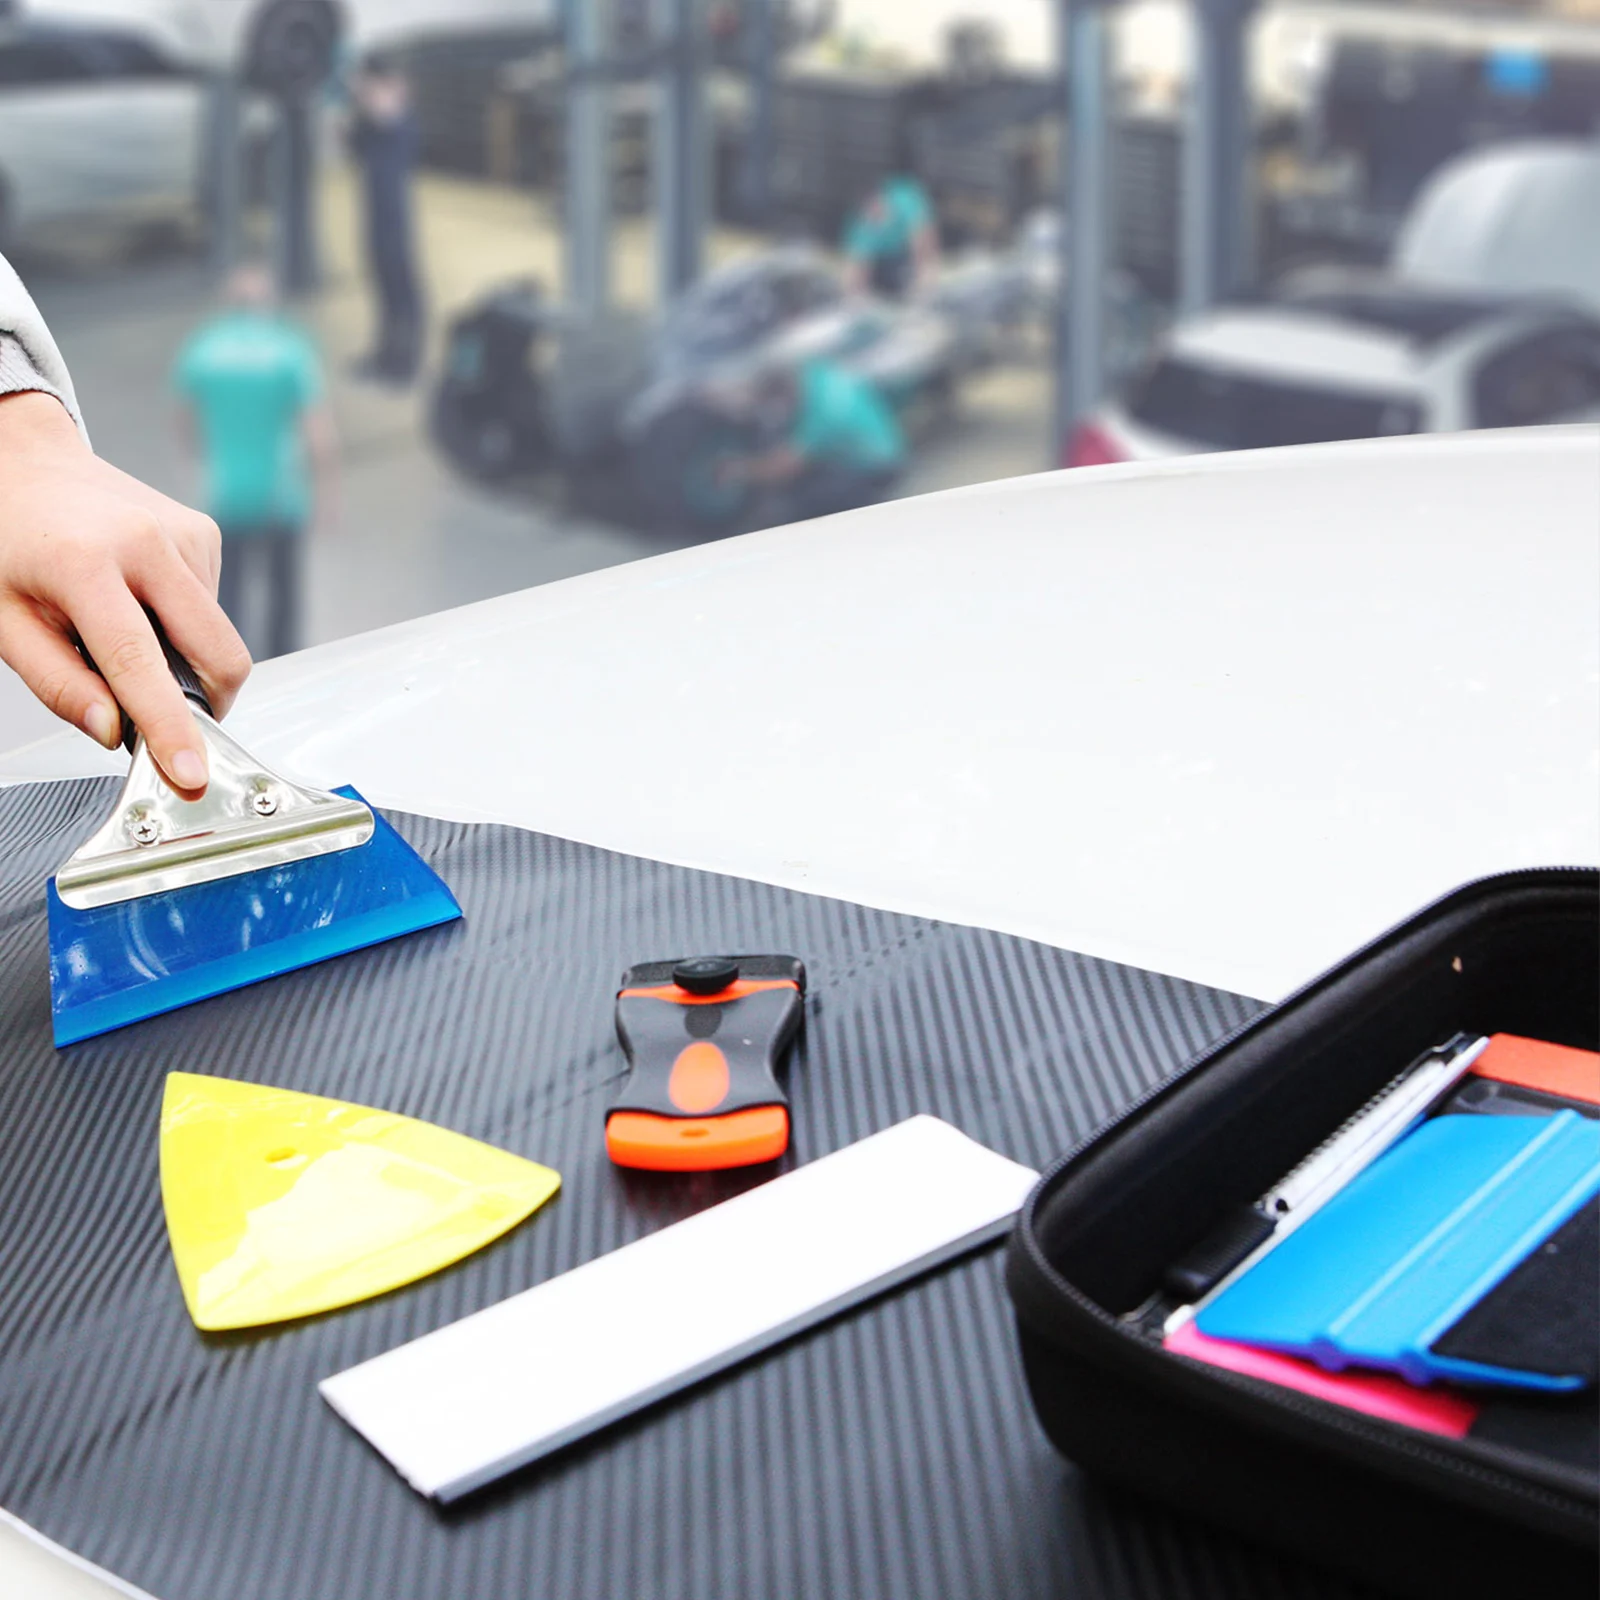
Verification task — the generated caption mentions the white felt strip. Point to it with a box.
[321,1116,1038,1501]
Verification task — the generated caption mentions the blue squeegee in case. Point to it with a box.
[1196,1110,1600,1391]
[48,637,460,1046]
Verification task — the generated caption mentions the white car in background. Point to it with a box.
[0,13,206,253]
[1395,141,1600,321]
[1065,277,1600,466]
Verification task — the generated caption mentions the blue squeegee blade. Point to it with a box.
[48,788,462,1047]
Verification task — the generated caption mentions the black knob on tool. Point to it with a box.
[672,956,741,996]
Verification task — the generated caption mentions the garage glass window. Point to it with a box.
[1473,328,1600,429]
[1127,360,1421,449]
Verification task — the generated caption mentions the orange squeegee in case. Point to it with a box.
[1470,1033,1600,1107]
[607,955,805,1171]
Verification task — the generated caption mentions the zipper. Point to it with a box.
[1024,865,1596,1202]
[1016,1229,1597,1515]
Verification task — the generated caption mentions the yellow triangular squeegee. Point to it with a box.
[160,1072,560,1331]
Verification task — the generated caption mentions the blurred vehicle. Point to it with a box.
[432,252,843,479]
[1065,277,1600,467]
[646,248,843,379]
[1393,140,1600,318]
[642,245,983,401]
[780,297,958,405]
[432,250,967,533]
[623,273,960,532]
[633,290,959,434]
[0,13,206,252]
[429,279,554,481]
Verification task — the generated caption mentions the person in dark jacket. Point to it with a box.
[347,54,424,384]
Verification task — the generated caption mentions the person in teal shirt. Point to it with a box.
[173,263,334,659]
[842,174,940,299]
[720,357,905,523]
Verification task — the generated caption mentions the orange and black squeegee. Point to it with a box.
[607,955,805,1171]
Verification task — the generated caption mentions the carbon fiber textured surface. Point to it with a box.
[0,778,1368,1600]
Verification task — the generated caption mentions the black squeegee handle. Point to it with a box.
[76,611,215,754]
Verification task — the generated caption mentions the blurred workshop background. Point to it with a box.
[1,0,1597,751]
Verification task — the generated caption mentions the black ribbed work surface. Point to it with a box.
[0,777,1369,1600]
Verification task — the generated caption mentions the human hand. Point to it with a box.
[0,391,251,795]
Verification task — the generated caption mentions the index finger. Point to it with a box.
[76,586,209,796]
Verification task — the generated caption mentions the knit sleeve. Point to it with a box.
[0,331,67,409]
[0,250,86,438]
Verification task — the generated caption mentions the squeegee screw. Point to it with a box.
[126,807,161,846]
[251,788,279,817]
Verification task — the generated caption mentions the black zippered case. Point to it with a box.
[1006,868,1599,1598]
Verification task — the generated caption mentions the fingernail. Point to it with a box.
[84,702,118,750]
[171,749,206,791]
